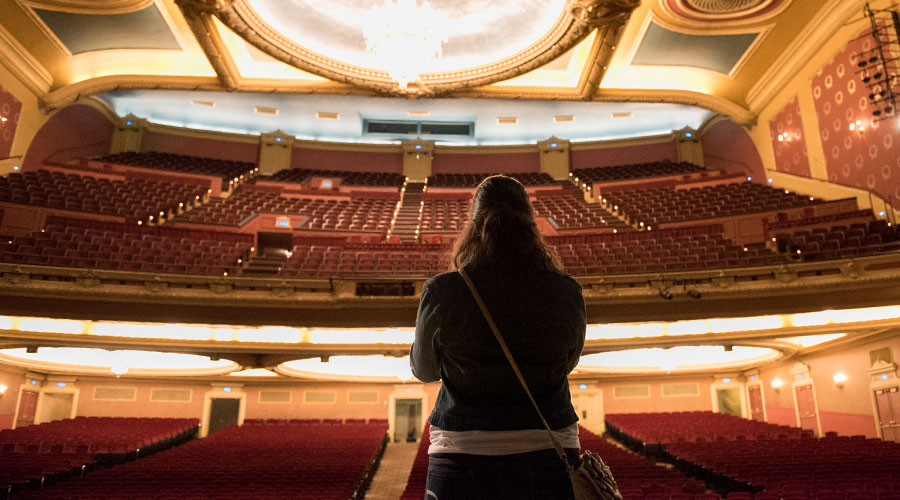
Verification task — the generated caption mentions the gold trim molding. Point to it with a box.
[174,0,640,96]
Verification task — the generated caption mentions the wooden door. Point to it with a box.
[874,386,900,442]
[15,390,39,428]
[748,386,765,422]
[795,384,818,435]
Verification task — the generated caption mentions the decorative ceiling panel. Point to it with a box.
[33,4,180,55]
[632,21,759,74]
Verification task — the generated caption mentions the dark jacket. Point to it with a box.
[411,262,586,432]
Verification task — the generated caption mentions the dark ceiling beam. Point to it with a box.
[176,1,239,92]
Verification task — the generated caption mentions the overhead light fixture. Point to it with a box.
[191,100,215,107]
[408,111,430,117]
[255,106,279,115]
[363,0,446,91]
[554,115,575,123]
[497,117,518,125]
[611,112,632,119]
[659,288,673,300]
[316,112,339,120]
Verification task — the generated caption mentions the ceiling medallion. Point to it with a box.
[683,0,767,13]
[177,0,640,96]
[666,0,789,22]
[362,0,446,90]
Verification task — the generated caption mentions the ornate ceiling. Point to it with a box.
[0,0,869,139]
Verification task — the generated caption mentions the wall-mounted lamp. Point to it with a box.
[0,384,7,398]
[771,378,784,391]
[777,132,793,143]
[833,372,848,388]
[849,119,867,136]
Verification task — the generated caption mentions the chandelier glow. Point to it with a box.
[363,0,446,90]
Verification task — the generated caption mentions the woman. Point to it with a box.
[411,175,586,500]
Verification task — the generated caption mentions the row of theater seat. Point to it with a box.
[426,172,558,187]
[773,218,900,261]
[261,167,406,187]
[174,188,398,230]
[606,412,900,500]
[573,160,709,185]
[400,424,721,500]
[21,421,387,500]
[532,188,632,230]
[1,417,198,497]
[0,170,206,223]
[601,182,822,226]
[97,152,256,183]
[281,243,449,277]
[0,216,252,275]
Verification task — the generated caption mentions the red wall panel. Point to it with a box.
[23,104,114,171]
[431,151,540,174]
[812,30,900,209]
[768,96,811,177]
[702,118,766,179]
[141,131,259,164]
[571,141,678,170]
[0,84,23,160]
[292,147,402,173]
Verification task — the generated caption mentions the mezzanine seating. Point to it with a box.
[0,170,206,223]
[771,217,900,261]
[262,168,406,187]
[174,187,398,232]
[0,216,252,275]
[573,160,708,185]
[280,242,448,277]
[426,172,558,187]
[29,420,387,500]
[97,152,256,183]
[601,182,822,226]
[0,417,197,496]
[605,412,807,445]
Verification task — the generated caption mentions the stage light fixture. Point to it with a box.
[659,288,673,300]
[687,290,702,299]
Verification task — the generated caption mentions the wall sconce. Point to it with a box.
[777,132,793,143]
[771,378,784,391]
[833,372,848,388]
[0,384,7,398]
[848,120,866,136]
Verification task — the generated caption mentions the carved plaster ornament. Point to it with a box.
[2,271,30,285]
[144,276,168,293]
[180,0,640,96]
[711,271,735,288]
[840,260,864,279]
[773,265,798,283]
[271,280,295,297]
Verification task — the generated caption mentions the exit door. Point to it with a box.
[716,388,742,416]
[208,398,240,435]
[874,386,900,442]
[571,393,603,430]
[748,386,765,422]
[394,399,422,443]
[795,384,819,435]
[15,391,39,428]
[38,393,73,424]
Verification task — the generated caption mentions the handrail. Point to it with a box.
[771,170,897,225]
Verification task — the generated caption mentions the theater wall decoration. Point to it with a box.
[812,28,900,210]
[768,95,810,179]
[0,85,22,161]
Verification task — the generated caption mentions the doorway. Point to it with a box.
[257,232,293,257]
[38,393,74,423]
[571,391,604,432]
[208,398,241,435]
[15,390,39,428]
[748,385,765,422]
[716,388,742,416]
[795,384,819,435]
[394,399,422,443]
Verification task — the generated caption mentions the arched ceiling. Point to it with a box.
[0,0,869,143]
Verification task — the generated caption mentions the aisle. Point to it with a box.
[365,441,421,500]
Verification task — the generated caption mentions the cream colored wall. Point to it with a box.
[758,335,900,436]
[0,365,25,429]
[0,55,48,175]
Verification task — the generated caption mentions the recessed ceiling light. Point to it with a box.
[407,111,430,117]
[191,100,215,107]
[316,112,339,120]
[612,112,632,118]
[497,117,518,125]
[553,115,575,123]
[255,106,279,115]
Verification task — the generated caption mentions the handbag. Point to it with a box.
[458,268,623,500]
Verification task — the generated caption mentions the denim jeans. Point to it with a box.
[425,448,580,500]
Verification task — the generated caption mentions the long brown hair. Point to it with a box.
[449,175,562,273]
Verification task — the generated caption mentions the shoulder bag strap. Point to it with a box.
[458,268,573,470]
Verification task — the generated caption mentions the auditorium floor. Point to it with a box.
[366,441,420,500]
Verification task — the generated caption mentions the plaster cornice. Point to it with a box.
[16,0,154,15]
[745,0,867,112]
[0,22,53,96]
[39,75,224,112]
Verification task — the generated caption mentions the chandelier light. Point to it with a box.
[363,0,446,91]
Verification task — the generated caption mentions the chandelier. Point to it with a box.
[363,0,446,91]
